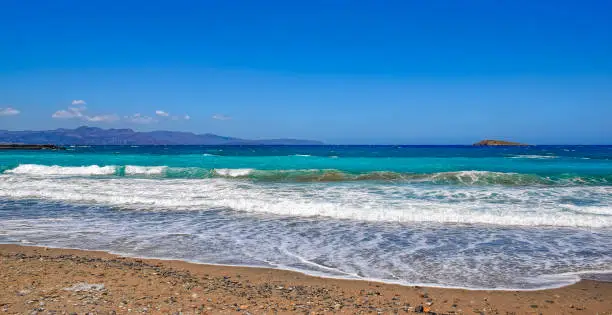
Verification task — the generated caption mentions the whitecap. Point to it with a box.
[1,175,610,228]
[509,155,558,159]
[213,168,254,177]
[5,164,116,176]
[124,165,167,175]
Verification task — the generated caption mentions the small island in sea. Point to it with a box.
[473,139,529,146]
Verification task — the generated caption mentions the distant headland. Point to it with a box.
[473,139,529,146]
[0,144,66,150]
[0,126,323,146]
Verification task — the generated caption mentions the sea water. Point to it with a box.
[0,145,611,289]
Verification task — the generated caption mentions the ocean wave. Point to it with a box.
[124,165,167,175]
[509,155,558,159]
[0,176,610,228]
[213,168,254,177]
[5,164,117,176]
[2,164,611,186]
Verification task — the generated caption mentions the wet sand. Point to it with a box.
[1,244,611,314]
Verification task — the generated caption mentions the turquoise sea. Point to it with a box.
[1,145,611,289]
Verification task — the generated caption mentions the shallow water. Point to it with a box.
[1,145,611,289]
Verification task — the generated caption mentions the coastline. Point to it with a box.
[1,244,611,314]
[0,144,65,150]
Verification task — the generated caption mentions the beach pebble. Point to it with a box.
[63,283,105,292]
[17,289,31,296]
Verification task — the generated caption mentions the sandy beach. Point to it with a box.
[0,245,610,314]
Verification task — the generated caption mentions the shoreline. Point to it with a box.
[8,243,610,292]
[1,244,611,314]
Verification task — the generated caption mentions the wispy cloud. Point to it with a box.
[212,114,231,121]
[52,109,82,119]
[69,106,87,113]
[52,101,186,124]
[53,101,117,123]
[85,114,120,122]
[0,107,20,116]
[162,111,191,121]
[125,113,157,124]
[155,110,169,117]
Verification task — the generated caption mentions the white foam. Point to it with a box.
[2,194,611,290]
[427,170,505,184]
[5,164,116,176]
[510,155,558,159]
[124,165,167,175]
[0,175,610,228]
[213,168,254,177]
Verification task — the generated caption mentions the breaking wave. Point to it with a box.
[0,175,611,228]
[213,168,254,177]
[124,165,167,175]
[509,155,558,159]
[5,164,117,176]
[2,164,611,186]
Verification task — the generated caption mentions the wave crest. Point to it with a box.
[5,164,117,176]
[2,164,610,186]
[509,155,558,159]
[213,168,254,177]
[1,176,611,228]
[124,165,167,175]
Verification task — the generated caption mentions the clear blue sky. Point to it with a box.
[0,0,610,144]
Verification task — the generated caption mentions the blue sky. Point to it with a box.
[0,0,610,144]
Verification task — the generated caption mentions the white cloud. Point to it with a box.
[52,101,117,123]
[84,114,119,122]
[155,110,169,117]
[212,114,231,120]
[0,107,20,116]
[125,113,157,124]
[69,106,87,112]
[171,114,190,121]
[52,108,82,119]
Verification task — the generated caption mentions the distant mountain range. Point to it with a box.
[0,126,323,145]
